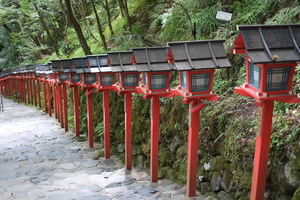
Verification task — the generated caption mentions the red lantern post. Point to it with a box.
[69,60,83,137]
[168,40,232,197]
[133,47,174,182]
[232,24,300,200]
[88,54,116,156]
[108,51,140,170]
[73,57,96,148]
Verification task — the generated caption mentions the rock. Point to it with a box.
[0,172,22,180]
[205,196,218,200]
[123,178,137,185]
[60,154,84,163]
[139,176,150,181]
[105,182,122,188]
[33,158,45,163]
[118,143,124,153]
[204,162,211,171]
[102,159,115,166]
[27,190,47,199]
[293,186,300,200]
[114,168,131,175]
[0,162,20,171]
[58,162,81,170]
[29,174,51,184]
[136,186,157,197]
[82,160,99,168]
[285,161,300,187]
[270,165,295,194]
[160,179,173,187]
[114,192,139,200]
[25,166,54,176]
[69,147,81,153]
[211,172,222,192]
[102,172,113,178]
[38,147,66,157]
[75,195,111,200]
[136,155,145,170]
[201,182,212,193]
[221,170,233,193]
[218,191,232,200]
[198,175,204,182]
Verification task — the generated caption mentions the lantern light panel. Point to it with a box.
[108,51,139,90]
[233,24,300,96]
[132,47,173,93]
[168,40,231,96]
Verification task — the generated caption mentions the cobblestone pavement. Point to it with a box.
[0,98,208,200]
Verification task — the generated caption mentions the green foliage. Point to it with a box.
[1,0,300,198]
[266,5,300,24]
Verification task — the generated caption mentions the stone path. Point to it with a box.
[0,98,208,200]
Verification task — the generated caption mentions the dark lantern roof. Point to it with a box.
[132,47,174,72]
[168,40,231,71]
[233,24,300,64]
[107,51,137,73]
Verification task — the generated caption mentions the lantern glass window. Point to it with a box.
[249,63,261,89]
[143,73,148,87]
[124,74,138,87]
[266,67,291,91]
[191,73,211,92]
[180,72,188,90]
[86,74,96,84]
[150,74,167,90]
[117,73,121,83]
[60,73,69,81]
[71,74,81,83]
[101,74,114,86]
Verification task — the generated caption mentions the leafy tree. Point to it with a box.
[64,0,92,55]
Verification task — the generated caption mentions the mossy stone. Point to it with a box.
[293,186,300,200]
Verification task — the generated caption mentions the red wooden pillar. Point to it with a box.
[43,82,48,113]
[251,100,274,200]
[58,85,64,128]
[73,85,80,137]
[30,79,33,105]
[25,79,28,103]
[103,90,110,158]
[20,79,24,103]
[125,92,132,170]
[186,100,205,197]
[63,84,68,132]
[57,85,60,120]
[28,79,31,104]
[47,83,52,117]
[33,79,37,107]
[86,89,94,148]
[53,85,58,119]
[150,95,160,182]
[37,81,41,108]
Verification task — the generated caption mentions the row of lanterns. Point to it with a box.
[0,24,299,200]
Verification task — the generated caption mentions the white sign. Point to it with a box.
[216,11,232,22]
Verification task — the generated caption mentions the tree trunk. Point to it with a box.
[75,2,99,42]
[2,24,12,33]
[117,0,132,34]
[103,0,114,36]
[58,0,73,44]
[33,2,60,56]
[64,0,92,55]
[91,0,108,50]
